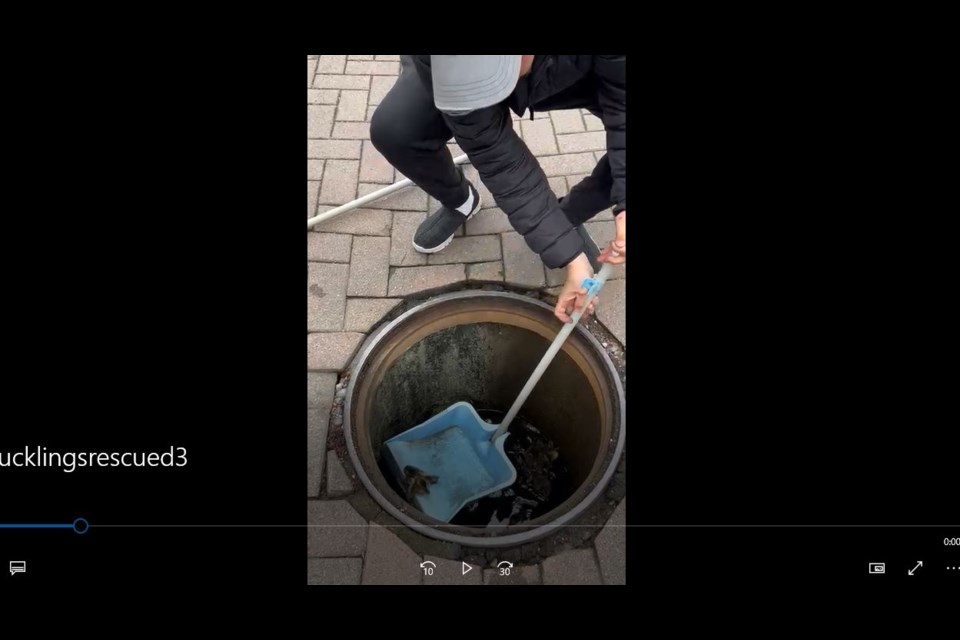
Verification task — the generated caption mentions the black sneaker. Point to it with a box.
[412,182,482,253]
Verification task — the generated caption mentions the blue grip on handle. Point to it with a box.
[580,276,602,298]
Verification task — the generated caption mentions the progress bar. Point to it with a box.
[0,518,89,534]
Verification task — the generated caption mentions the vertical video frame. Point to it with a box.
[308,54,626,585]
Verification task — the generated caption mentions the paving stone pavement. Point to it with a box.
[593,499,626,585]
[541,549,604,585]
[307,373,336,497]
[308,557,363,585]
[325,450,353,498]
[306,54,627,586]
[307,500,367,558]
[361,523,422,585]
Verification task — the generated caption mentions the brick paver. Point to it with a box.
[548,176,569,198]
[325,451,353,498]
[307,373,336,497]
[307,332,365,371]
[307,371,335,410]
[584,220,616,247]
[538,152,597,176]
[331,122,371,139]
[466,261,504,281]
[345,60,399,75]
[343,298,400,332]
[336,90,369,122]
[551,109,586,134]
[308,89,339,104]
[361,523,422,585]
[557,131,606,153]
[387,264,465,296]
[347,236,390,297]
[317,55,346,74]
[318,159,359,205]
[312,206,392,236]
[307,233,352,263]
[595,279,626,346]
[520,118,559,155]
[308,558,362,585]
[594,499,626,585]
[307,500,367,557]
[501,231,545,288]
[584,112,605,131]
[307,105,334,139]
[308,139,361,159]
[307,262,348,331]
[306,412,329,493]
[359,141,394,183]
[541,549,603,585]
[313,74,370,90]
[465,207,514,235]
[545,266,566,288]
[566,173,591,191]
[369,75,394,105]
[307,181,319,218]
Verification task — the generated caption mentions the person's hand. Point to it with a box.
[598,210,625,264]
[554,253,598,323]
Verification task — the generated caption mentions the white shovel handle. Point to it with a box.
[493,262,613,441]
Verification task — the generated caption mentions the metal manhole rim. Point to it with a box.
[343,289,626,549]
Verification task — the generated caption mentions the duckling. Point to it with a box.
[403,465,438,498]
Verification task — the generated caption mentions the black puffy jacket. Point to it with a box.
[410,55,626,269]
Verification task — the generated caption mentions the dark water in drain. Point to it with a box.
[379,407,572,527]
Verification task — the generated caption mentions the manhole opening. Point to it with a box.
[346,291,624,548]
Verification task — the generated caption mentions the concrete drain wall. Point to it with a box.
[344,290,625,549]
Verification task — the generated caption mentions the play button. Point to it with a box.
[462,561,473,576]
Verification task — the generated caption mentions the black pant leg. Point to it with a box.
[369,55,469,209]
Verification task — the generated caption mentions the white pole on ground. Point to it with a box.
[307,154,471,229]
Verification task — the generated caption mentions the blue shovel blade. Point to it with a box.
[383,402,517,523]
